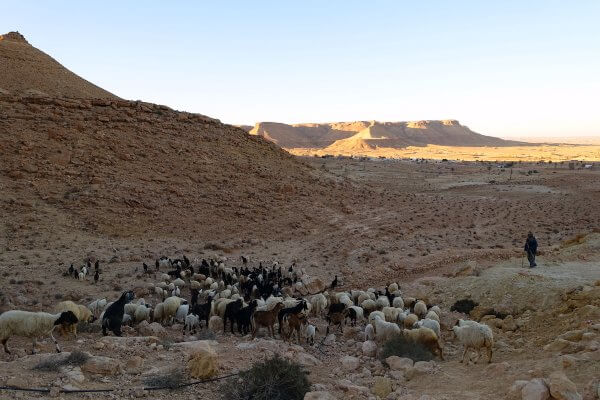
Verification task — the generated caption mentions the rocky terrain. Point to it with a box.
[1,32,599,399]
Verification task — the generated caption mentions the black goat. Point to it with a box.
[450,299,478,315]
[102,290,135,337]
[223,299,243,334]
[234,299,258,335]
[277,299,307,334]
[190,296,212,329]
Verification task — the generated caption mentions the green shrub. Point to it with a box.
[380,334,433,362]
[221,354,310,400]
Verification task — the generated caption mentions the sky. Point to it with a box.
[2,1,599,138]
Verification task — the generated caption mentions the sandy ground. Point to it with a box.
[1,159,599,399]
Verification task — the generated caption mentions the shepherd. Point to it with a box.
[524,232,538,268]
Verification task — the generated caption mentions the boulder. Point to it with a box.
[521,379,549,400]
[81,355,123,375]
[508,380,529,400]
[547,372,582,400]
[323,334,336,345]
[340,356,360,372]
[173,340,219,355]
[362,340,377,357]
[502,315,518,331]
[386,356,413,372]
[543,339,584,354]
[372,376,392,398]
[303,277,326,294]
[294,352,322,367]
[187,344,218,379]
[136,321,167,338]
[304,391,337,400]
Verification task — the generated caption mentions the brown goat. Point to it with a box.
[326,309,348,335]
[252,302,284,339]
[282,312,307,344]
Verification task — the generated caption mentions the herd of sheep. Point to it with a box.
[0,256,494,365]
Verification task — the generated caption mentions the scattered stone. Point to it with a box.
[508,380,529,400]
[341,356,360,372]
[126,356,144,369]
[295,352,322,367]
[81,355,123,376]
[137,321,167,337]
[547,371,582,400]
[304,391,337,400]
[386,356,413,372]
[362,340,377,357]
[521,378,549,400]
[324,334,336,345]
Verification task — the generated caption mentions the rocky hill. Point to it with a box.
[0,33,351,243]
[0,31,118,99]
[248,120,524,152]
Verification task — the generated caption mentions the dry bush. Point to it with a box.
[143,368,185,390]
[380,334,434,362]
[33,351,90,372]
[220,354,310,400]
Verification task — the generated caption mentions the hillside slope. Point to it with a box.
[0,31,118,99]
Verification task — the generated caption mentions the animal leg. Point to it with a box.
[487,346,493,363]
[50,329,61,353]
[461,346,468,363]
[1,338,9,354]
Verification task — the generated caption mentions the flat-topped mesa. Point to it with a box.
[249,119,524,149]
[0,31,28,43]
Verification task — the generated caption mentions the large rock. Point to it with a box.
[173,340,219,355]
[521,379,549,400]
[136,321,167,338]
[372,376,392,398]
[304,391,337,400]
[362,340,377,357]
[501,315,518,331]
[81,355,123,375]
[340,356,360,372]
[294,352,322,367]
[508,380,529,400]
[187,343,218,379]
[543,339,584,354]
[302,277,326,294]
[547,372,582,400]
[386,356,413,372]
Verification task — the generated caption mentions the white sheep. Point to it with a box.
[368,311,386,325]
[392,297,404,309]
[373,317,400,342]
[190,280,202,290]
[88,298,107,318]
[124,303,140,317]
[184,314,200,334]
[376,296,390,309]
[156,281,168,290]
[388,283,399,293]
[361,299,377,314]
[161,296,184,325]
[348,306,364,324]
[413,318,441,338]
[429,305,442,317]
[153,302,165,324]
[175,304,189,323]
[452,322,494,363]
[134,305,152,324]
[403,313,419,329]
[305,324,317,345]
[414,300,428,318]
[425,310,440,323]
[338,294,353,308]
[172,278,185,288]
[160,273,171,282]
[402,327,444,360]
[310,294,327,316]
[382,306,401,323]
[365,323,375,341]
[357,292,371,305]
[0,310,79,354]
[54,301,94,337]
[172,287,181,297]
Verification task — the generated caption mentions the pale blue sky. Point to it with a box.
[2,1,599,137]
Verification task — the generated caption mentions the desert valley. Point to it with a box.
[1,30,600,400]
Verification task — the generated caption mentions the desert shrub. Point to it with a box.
[450,298,478,314]
[561,233,587,248]
[143,368,185,390]
[195,329,216,341]
[33,350,90,371]
[220,354,310,400]
[380,334,434,362]
[78,321,102,333]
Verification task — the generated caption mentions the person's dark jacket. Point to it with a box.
[524,236,538,254]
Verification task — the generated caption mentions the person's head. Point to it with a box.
[527,232,533,238]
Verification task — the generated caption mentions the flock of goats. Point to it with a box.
[0,255,494,365]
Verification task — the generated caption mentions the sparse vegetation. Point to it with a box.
[33,350,90,372]
[143,368,185,390]
[220,354,310,400]
[380,334,434,362]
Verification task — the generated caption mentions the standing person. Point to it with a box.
[524,232,538,268]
